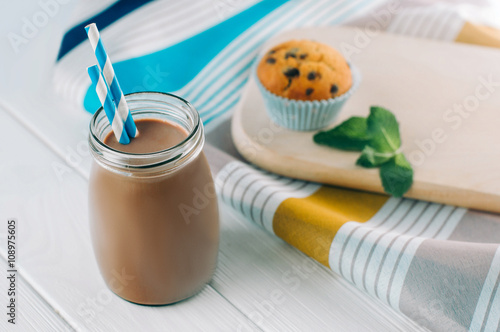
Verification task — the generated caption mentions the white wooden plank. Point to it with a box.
[1,95,428,331]
[0,108,260,332]
[0,257,73,331]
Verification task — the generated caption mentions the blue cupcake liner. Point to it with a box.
[254,61,361,131]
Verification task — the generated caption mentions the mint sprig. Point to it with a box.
[313,116,371,151]
[366,106,401,153]
[313,106,413,197]
[380,153,413,197]
[356,146,394,168]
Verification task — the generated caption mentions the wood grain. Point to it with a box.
[0,258,73,331]
[232,26,500,213]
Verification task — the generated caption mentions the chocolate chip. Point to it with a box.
[306,88,314,96]
[266,57,276,64]
[299,53,308,60]
[284,79,292,91]
[268,50,276,55]
[307,72,317,80]
[330,84,339,94]
[284,68,300,78]
[284,48,299,59]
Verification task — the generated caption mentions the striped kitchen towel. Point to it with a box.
[207,144,500,332]
[55,1,500,331]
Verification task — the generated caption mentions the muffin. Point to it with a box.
[255,39,360,131]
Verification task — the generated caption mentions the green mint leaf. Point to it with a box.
[313,116,371,151]
[367,106,401,153]
[379,153,413,197]
[356,145,394,168]
[312,105,414,198]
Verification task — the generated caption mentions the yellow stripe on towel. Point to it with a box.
[273,186,388,267]
[455,22,500,48]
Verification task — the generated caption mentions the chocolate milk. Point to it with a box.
[89,119,219,305]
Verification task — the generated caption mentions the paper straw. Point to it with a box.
[85,23,138,139]
[87,65,130,145]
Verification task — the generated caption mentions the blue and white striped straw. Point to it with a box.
[85,23,138,139]
[87,65,130,144]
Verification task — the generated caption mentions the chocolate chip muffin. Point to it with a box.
[257,40,352,101]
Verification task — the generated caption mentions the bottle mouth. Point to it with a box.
[89,92,204,175]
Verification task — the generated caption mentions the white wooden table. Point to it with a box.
[0,2,428,331]
[0,76,432,332]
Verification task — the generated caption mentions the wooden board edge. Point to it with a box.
[231,80,500,214]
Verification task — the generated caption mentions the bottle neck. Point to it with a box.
[88,92,204,177]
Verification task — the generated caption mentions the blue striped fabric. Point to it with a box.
[81,0,287,114]
[57,0,154,60]
[57,0,378,128]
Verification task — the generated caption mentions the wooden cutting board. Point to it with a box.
[232,26,500,213]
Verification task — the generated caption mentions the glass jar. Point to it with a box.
[88,92,219,305]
